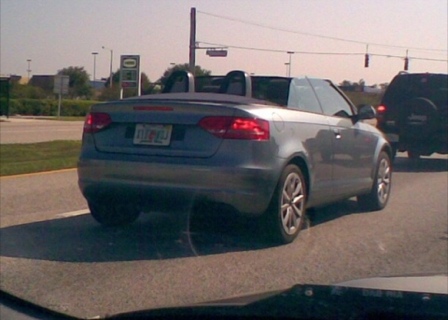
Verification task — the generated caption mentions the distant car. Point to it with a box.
[376,72,448,159]
[78,70,392,244]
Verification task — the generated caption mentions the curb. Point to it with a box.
[0,168,77,179]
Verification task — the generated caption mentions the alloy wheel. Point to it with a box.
[376,158,391,205]
[280,172,305,235]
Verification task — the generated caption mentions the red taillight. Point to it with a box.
[83,112,112,133]
[198,116,270,140]
[377,105,387,113]
[376,105,387,123]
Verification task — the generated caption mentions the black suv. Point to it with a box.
[376,72,448,159]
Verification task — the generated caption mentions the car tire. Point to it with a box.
[357,151,392,211]
[390,144,398,160]
[407,150,421,160]
[263,164,307,244]
[88,200,141,227]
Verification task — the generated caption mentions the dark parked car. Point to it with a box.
[78,70,392,244]
[376,72,448,159]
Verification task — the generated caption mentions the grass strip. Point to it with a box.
[50,116,86,121]
[0,140,82,176]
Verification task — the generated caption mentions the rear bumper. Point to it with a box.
[78,158,278,216]
[384,133,399,144]
[378,123,447,154]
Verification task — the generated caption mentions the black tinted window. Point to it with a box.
[252,77,290,106]
[382,74,448,108]
[195,76,224,93]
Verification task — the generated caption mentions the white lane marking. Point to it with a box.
[54,209,89,219]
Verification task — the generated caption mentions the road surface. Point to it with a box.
[0,155,447,318]
[0,117,83,144]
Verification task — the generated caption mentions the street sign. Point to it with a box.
[54,75,69,117]
[120,55,140,89]
[206,49,228,57]
[53,75,69,94]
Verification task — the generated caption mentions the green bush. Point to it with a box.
[0,98,9,116]
[59,100,96,116]
[7,99,97,116]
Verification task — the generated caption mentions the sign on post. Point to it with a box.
[54,75,69,95]
[54,75,69,117]
[120,55,140,96]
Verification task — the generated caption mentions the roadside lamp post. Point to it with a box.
[286,51,294,77]
[26,59,32,80]
[284,62,290,77]
[91,52,98,82]
[102,46,113,87]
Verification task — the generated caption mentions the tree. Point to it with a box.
[103,68,120,88]
[158,63,211,86]
[357,79,366,88]
[339,80,352,87]
[140,72,152,95]
[379,82,389,91]
[58,66,92,99]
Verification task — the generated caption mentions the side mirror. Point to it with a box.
[357,104,376,120]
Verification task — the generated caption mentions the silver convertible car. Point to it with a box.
[78,70,392,244]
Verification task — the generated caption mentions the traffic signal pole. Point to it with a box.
[189,7,196,75]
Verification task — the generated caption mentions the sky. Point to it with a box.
[1,0,447,86]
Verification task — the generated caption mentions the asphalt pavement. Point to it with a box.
[0,116,84,144]
[0,154,447,318]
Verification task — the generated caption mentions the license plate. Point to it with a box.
[133,124,172,146]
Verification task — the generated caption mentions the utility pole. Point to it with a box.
[189,7,196,75]
[284,63,290,76]
[102,46,113,87]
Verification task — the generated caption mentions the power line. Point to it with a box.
[197,10,447,53]
[199,41,363,55]
[198,41,448,62]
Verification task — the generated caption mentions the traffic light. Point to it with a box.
[404,57,409,71]
[364,54,369,68]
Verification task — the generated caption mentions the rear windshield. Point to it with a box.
[382,74,448,108]
[194,76,224,93]
[194,75,291,106]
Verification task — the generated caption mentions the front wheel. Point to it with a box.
[88,200,141,227]
[357,151,392,211]
[263,165,307,244]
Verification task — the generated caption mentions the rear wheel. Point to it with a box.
[264,165,307,244]
[357,151,392,211]
[407,150,421,160]
[390,144,398,160]
[88,200,141,226]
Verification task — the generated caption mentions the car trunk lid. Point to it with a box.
[87,97,240,158]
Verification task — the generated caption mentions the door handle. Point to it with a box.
[332,129,341,139]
